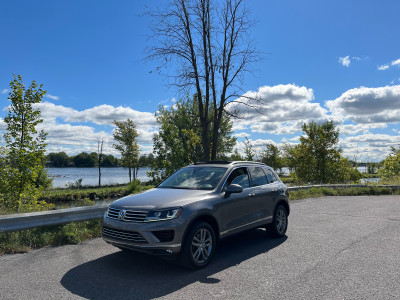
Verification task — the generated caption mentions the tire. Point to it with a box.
[180,222,216,269]
[267,205,288,237]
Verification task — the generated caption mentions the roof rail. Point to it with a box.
[231,161,265,165]
[194,161,232,165]
[193,160,265,166]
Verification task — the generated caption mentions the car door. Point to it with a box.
[219,167,259,233]
[263,167,284,214]
[247,166,276,220]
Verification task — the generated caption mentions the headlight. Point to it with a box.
[144,208,182,222]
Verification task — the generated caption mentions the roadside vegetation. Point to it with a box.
[289,186,400,201]
[0,219,102,255]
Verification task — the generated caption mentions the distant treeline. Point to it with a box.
[46,152,155,168]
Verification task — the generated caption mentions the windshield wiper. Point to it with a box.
[158,186,193,190]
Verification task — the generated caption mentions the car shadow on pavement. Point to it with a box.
[61,229,287,299]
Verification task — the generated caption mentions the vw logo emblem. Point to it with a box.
[118,209,127,220]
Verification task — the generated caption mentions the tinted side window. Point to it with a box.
[224,167,250,190]
[264,169,277,183]
[249,166,268,187]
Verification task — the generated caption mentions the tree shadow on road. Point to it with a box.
[61,229,287,299]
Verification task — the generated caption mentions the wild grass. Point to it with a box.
[289,186,400,200]
[0,219,102,255]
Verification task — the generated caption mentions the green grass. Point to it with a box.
[377,176,400,185]
[289,186,400,200]
[40,180,153,204]
[40,186,131,203]
[0,219,102,255]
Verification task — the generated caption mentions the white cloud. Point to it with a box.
[339,133,400,161]
[35,102,157,128]
[0,118,5,131]
[326,85,400,124]
[45,94,60,100]
[338,56,351,67]
[228,84,328,135]
[338,123,387,136]
[392,59,400,66]
[1,89,9,94]
[377,64,389,71]
[377,58,400,70]
[8,102,160,155]
[233,132,250,138]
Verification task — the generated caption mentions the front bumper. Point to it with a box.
[102,215,184,256]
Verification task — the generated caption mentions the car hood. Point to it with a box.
[110,188,213,210]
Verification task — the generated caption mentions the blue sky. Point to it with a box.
[1,0,400,162]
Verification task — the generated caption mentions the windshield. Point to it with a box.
[158,166,227,190]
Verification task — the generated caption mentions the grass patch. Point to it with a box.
[378,176,400,185]
[39,180,153,205]
[290,186,400,200]
[0,219,102,255]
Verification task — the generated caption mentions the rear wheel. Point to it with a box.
[267,205,288,237]
[180,222,216,269]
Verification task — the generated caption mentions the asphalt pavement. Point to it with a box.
[1,195,399,299]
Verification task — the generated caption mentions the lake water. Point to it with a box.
[47,166,378,188]
[47,167,151,188]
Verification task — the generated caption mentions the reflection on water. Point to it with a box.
[47,167,151,188]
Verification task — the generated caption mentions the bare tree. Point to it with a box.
[146,0,259,160]
[97,137,105,187]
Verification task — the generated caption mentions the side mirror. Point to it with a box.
[226,184,243,194]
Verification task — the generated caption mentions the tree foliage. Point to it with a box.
[0,75,49,211]
[147,0,258,160]
[243,137,254,161]
[378,146,400,179]
[150,95,236,181]
[261,143,283,172]
[285,121,362,184]
[113,119,140,182]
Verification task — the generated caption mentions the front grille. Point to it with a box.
[102,226,148,244]
[152,230,175,243]
[106,207,148,222]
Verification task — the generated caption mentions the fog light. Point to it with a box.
[166,249,173,254]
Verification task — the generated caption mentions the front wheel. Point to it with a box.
[180,222,216,269]
[267,205,288,237]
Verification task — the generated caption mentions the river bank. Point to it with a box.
[47,167,151,188]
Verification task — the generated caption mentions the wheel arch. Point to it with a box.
[276,199,290,216]
[183,214,220,243]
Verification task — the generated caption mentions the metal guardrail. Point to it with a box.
[0,205,108,233]
[289,184,400,191]
[1,184,399,233]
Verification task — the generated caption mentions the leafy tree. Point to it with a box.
[73,152,96,167]
[102,154,119,167]
[286,121,362,184]
[378,146,400,179]
[113,119,140,182]
[150,95,236,181]
[47,152,69,167]
[230,149,243,161]
[146,0,258,160]
[0,75,48,211]
[261,144,283,172]
[243,137,254,161]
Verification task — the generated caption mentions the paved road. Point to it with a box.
[1,195,399,299]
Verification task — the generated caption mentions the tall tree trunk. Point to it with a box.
[128,167,132,183]
[98,165,101,187]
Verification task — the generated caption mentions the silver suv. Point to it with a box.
[102,161,289,269]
